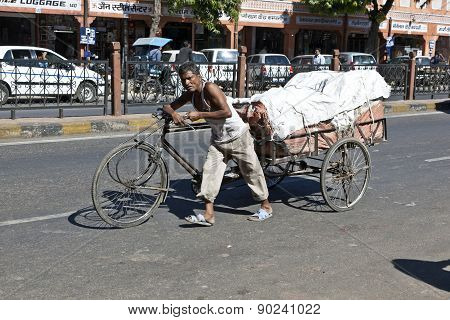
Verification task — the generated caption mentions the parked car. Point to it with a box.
[339,52,377,70]
[246,53,292,87]
[0,46,104,105]
[291,54,332,66]
[161,50,208,64]
[201,48,238,87]
[390,55,431,66]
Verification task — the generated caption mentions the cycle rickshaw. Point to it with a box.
[91,101,387,228]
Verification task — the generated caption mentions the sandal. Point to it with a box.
[185,213,214,227]
[247,208,273,222]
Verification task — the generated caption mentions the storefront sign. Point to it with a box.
[296,15,343,26]
[239,12,290,24]
[348,18,371,29]
[391,21,427,33]
[162,6,194,18]
[90,0,153,15]
[0,0,81,11]
[437,25,450,35]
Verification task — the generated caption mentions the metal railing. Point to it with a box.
[376,64,409,100]
[123,60,237,112]
[414,64,450,98]
[245,63,293,96]
[0,59,109,119]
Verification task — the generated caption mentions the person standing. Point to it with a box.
[148,46,162,62]
[313,48,326,65]
[175,41,192,64]
[162,62,273,226]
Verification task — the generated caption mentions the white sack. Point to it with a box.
[249,70,390,140]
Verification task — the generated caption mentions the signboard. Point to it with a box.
[0,0,81,11]
[239,12,290,25]
[162,6,194,18]
[80,27,96,45]
[437,25,450,35]
[348,18,371,29]
[429,40,435,50]
[296,15,343,26]
[90,0,153,15]
[391,21,427,33]
[386,36,394,48]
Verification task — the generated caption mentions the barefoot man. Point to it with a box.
[163,62,272,226]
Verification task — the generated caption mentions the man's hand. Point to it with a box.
[171,112,186,126]
[187,111,202,122]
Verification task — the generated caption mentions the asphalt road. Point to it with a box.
[0,112,449,299]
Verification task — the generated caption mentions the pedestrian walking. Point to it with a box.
[175,41,192,64]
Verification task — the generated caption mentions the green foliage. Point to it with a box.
[302,0,370,16]
[168,0,242,33]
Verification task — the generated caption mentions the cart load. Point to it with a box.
[235,70,390,157]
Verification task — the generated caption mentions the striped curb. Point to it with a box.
[0,117,159,140]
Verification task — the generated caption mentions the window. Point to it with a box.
[161,53,172,62]
[3,50,13,61]
[11,49,33,67]
[265,56,289,65]
[353,55,376,65]
[432,0,442,9]
[400,0,410,7]
[203,51,214,62]
[216,51,238,63]
[192,53,207,63]
[12,50,32,59]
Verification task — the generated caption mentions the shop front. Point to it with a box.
[0,12,36,46]
[0,0,81,54]
[436,25,450,62]
[89,0,154,60]
[38,15,79,58]
[295,15,342,55]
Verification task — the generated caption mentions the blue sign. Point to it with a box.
[386,36,394,48]
[80,27,96,45]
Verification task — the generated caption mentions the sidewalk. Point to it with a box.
[0,99,448,140]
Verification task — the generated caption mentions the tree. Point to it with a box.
[302,1,429,59]
[149,0,242,37]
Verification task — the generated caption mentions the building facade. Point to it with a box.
[0,0,449,61]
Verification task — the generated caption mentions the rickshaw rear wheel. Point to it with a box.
[320,137,371,212]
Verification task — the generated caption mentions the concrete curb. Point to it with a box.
[383,98,450,114]
[0,115,159,139]
[0,99,448,140]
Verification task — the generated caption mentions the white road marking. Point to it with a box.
[425,156,450,163]
[0,211,75,227]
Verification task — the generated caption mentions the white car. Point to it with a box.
[339,52,377,70]
[201,48,238,87]
[246,53,292,87]
[0,46,104,105]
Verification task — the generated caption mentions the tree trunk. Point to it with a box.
[149,0,162,37]
[366,20,380,61]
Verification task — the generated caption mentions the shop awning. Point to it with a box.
[132,37,172,47]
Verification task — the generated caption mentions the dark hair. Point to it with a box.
[178,61,200,76]
[315,48,321,53]
[183,40,191,48]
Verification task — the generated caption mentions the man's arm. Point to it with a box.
[187,83,231,121]
[162,92,192,125]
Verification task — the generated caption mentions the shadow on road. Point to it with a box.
[392,258,450,292]
[68,205,118,230]
[68,174,334,230]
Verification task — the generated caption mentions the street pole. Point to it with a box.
[234,19,239,49]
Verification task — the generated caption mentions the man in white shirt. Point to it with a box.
[313,48,326,65]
